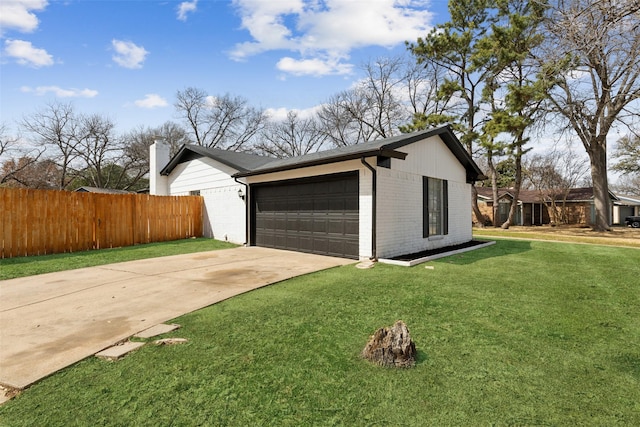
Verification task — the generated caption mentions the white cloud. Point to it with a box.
[265,105,321,121]
[134,94,168,109]
[177,0,198,21]
[0,0,48,35]
[4,39,53,67]
[21,85,98,98]
[277,56,352,77]
[111,39,148,69]
[230,0,433,76]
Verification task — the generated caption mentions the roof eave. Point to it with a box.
[160,145,248,176]
[233,148,407,178]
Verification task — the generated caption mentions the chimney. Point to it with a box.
[150,140,170,195]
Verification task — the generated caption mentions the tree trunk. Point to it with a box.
[588,142,611,231]
[471,185,485,228]
[502,141,524,229]
[502,187,520,229]
[488,152,499,227]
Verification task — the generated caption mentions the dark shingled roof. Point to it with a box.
[160,145,274,175]
[235,126,485,183]
[74,186,132,194]
[161,126,486,183]
[476,187,619,203]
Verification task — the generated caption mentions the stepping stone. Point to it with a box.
[95,341,145,361]
[134,323,180,339]
[355,260,375,269]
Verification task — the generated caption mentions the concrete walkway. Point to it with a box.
[0,247,353,390]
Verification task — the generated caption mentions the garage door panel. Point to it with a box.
[313,220,327,233]
[298,236,313,252]
[312,238,328,253]
[313,199,329,211]
[299,218,313,232]
[274,217,288,229]
[343,241,359,257]
[328,198,345,210]
[299,198,314,211]
[344,219,359,235]
[345,178,359,193]
[252,172,359,259]
[286,234,299,248]
[327,218,345,234]
[345,198,358,211]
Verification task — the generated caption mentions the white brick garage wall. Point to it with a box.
[167,157,247,244]
[375,136,472,259]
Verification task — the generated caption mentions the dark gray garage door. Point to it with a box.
[251,172,359,259]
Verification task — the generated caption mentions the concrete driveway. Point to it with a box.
[0,247,353,390]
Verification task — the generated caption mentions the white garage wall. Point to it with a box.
[167,158,247,244]
[376,136,472,259]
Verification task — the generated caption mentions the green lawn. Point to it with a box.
[0,238,237,280]
[1,240,639,425]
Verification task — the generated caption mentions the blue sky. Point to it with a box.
[1,0,451,135]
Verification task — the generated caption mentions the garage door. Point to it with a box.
[251,172,359,259]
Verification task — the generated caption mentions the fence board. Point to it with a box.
[0,188,203,258]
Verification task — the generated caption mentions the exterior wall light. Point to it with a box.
[237,188,245,200]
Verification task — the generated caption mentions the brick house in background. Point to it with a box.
[474,187,621,226]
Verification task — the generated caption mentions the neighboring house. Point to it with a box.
[74,186,132,194]
[151,126,485,260]
[475,187,620,226]
[613,194,640,225]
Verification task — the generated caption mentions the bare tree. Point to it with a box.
[120,121,191,189]
[318,56,421,146]
[400,58,459,132]
[539,0,640,230]
[524,149,589,223]
[611,132,640,197]
[1,124,44,185]
[20,102,81,189]
[175,88,266,150]
[154,121,191,155]
[612,173,640,197]
[255,111,328,158]
[75,113,121,188]
[612,133,640,175]
[0,123,20,159]
[318,89,380,146]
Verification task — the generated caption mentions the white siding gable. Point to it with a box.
[167,157,246,244]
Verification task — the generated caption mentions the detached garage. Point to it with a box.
[151,126,485,261]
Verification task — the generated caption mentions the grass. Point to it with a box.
[1,239,639,425]
[0,238,238,280]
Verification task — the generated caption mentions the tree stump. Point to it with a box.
[361,320,416,368]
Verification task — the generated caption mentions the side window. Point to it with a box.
[423,177,448,238]
[189,190,201,196]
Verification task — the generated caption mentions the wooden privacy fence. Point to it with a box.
[0,188,203,258]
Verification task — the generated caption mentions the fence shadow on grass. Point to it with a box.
[434,239,532,265]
